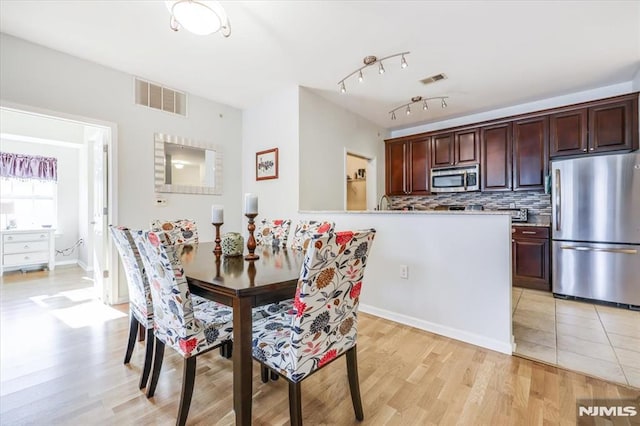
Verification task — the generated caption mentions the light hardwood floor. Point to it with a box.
[1,267,638,425]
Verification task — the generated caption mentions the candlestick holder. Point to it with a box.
[244,213,260,260]
[212,222,223,256]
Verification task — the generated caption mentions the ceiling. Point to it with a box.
[1,1,639,130]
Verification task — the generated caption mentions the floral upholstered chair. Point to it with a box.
[150,219,199,245]
[255,219,291,248]
[289,220,334,250]
[131,230,233,426]
[109,225,155,390]
[251,229,376,425]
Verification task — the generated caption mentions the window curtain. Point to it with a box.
[0,152,58,182]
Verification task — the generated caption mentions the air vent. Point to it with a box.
[134,78,186,116]
[420,73,447,85]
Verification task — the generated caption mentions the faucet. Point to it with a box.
[377,194,391,210]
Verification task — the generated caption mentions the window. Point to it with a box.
[0,178,57,228]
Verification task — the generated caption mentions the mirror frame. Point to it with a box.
[154,132,223,195]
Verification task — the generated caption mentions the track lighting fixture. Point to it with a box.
[337,51,410,93]
[390,96,449,120]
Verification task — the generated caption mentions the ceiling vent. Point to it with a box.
[420,73,447,85]
[134,78,187,116]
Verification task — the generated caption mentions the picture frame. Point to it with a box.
[256,148,279,180]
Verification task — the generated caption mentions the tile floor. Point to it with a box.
[512,288,640,388]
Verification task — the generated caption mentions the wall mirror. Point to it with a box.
[154,132,223,195]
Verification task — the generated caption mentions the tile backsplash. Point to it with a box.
[391,191,551,216]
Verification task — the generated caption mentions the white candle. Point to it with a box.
[244,193,258,215]
[211,205,224,223]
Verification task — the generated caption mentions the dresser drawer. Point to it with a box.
[3,233,51,243]
[3,251,49,266]
[512,226,550,239]
[4,241,49,254]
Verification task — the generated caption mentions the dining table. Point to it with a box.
[180,242,304,426]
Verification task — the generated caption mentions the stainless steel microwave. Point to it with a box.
[431,164,480,193]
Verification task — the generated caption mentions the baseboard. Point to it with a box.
[359,303,512,355]
[77,260,92,271]
[55,259,78,267]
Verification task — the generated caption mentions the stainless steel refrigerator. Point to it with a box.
[551,152,640,307]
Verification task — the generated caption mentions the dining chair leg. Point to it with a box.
[288,381,303,426]
[346,346,364,420]
[260,365,269,383]
[219,340,233,359]
[138,323,146,342]
[270,370,279,381]
[177,357,197,426]
[146,337,165,398]
[124,315,139,364]
[139,328,154,389]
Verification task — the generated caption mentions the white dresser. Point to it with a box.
[0,229,56,276]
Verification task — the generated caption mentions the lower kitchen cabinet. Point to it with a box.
[512,226,550,291]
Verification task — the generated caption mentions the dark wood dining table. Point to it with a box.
[181,242,304,426]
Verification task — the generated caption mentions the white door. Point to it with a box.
[91,130,111,303]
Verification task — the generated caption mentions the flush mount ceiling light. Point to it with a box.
[389,96,449,120]
[165,0,231,37]
[338,52,410,93]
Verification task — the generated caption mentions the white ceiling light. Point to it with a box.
[390,96,449,120]
[165,0,231,37]
[337,52,409,93]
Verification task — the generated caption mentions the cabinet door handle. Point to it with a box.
[582,148,587,152]
[521,231,537,235]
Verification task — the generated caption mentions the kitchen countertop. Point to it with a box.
[299,209,551,226]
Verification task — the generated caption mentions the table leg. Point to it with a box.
[233,296,253,426]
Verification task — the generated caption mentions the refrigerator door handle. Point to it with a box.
[560,245,638,255]
[555,169,561,231]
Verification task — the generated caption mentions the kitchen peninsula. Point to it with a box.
[299,209,513,354]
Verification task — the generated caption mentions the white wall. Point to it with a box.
[392,82,635,138]
[242,86,299,220]
[633,68,640,92]
[0,139,81,264]
[1,34,243,300]
[300,211,513,354]
[299,88,388,211]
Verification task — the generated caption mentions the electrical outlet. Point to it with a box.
[509,203,516,209]
[399,264,408,279]
[155,198,167,206]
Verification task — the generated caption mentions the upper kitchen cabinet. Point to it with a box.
[430,129,480,168]
[481,123,512,191]
[385,137,430,195]
[512,117,548,191]
[550,94,639,158]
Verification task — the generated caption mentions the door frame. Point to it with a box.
[344,149,377,211]
[0,100,120,304]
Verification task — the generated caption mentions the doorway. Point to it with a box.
[345,152,376,211]
[0,105,118,304]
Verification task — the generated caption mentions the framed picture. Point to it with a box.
[256,148,279,180]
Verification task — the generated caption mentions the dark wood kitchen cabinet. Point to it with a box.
[550,94,638,158]
[512,117,548,191]
[512,226,550,291]
[430,129,480,168]
[385,137,430,195]
[481,123,512,191]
